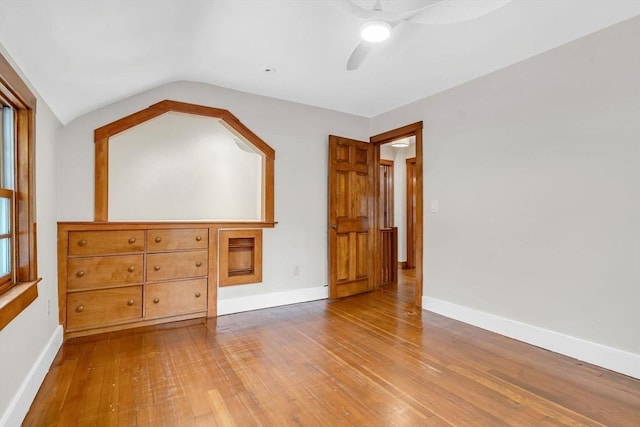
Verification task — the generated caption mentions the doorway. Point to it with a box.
[327,122,423,307]
[371,123,423,307]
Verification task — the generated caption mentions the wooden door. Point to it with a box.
[406,157,416,269]
[328,136,375,299]
[379,160,394,228]
[379,159,397,285]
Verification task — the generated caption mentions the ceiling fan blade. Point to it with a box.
[409,0,512,25]
[331,0,375,19]
[332,0,423,22]
[346,40,373,71]
[389,0,442,24]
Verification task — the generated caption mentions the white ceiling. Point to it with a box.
[0,0,639,125]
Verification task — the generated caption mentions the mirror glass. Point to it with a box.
[108,111,263,221]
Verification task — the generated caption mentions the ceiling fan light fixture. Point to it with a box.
[391,140,410,148]
[360,20,391,42]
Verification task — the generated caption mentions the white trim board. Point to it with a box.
[1,325,63,427]
[423,296,640,379]
[218,286,328,316]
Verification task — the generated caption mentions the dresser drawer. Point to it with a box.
[145,279,207,319]
[69,230,145,256]
[146,250,208,282]
[66,286,143,330]
[147,228,208,252]
[67,254,143,290]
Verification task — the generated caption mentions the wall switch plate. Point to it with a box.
[430,200,439,213]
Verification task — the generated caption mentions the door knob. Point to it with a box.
[330,224,338,230]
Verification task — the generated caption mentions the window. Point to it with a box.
[0,105,15,294]
[0,50,38,330]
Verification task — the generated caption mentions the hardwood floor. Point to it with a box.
[25,270,640,426]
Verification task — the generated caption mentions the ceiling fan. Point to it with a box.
[335,0,512,70]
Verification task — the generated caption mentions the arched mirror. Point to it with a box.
[94,100,275,223]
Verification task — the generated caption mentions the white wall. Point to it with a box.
[57,81,370,307]
[0,43,62,426]
[109,112,262,221]
[372,17,640,374]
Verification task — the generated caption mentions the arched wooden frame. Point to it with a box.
[94,100,275,223]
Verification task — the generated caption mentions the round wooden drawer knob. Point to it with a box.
[127,265,135,272]
[195,292,201,298]
[154,237,162,243]
[195,236,202,242]
[78,239,87,246]
[153,297,160,304]
[153,265,161,271]
[127,299,134,306]
[76,270,85,277]
[195,261,202,267]
[128,237,136,244]
[75,305,84,313]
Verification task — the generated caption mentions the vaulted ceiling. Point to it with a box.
[0,0,638,124]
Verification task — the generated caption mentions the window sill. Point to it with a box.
[0,279,40,331]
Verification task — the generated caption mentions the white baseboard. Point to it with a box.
[1,325,63,427]
[423,296,640,379]
[218,286,328,316]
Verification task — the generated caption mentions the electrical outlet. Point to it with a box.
[293,265,300,276]
[430,200,439,213]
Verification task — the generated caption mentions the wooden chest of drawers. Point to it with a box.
[59,222,270,338]
[59,225,211,337]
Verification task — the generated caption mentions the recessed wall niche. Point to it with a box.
[109,112,261,221]
[94,100,275,222]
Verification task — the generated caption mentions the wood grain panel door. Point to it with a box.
[406,157,416,269]
[328,136,375,299]
[379,159,394,228]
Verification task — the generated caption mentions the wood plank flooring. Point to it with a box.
[25,270,640,426]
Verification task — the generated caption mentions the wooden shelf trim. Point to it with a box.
[0,279,40,331]
[59,221,276,230]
